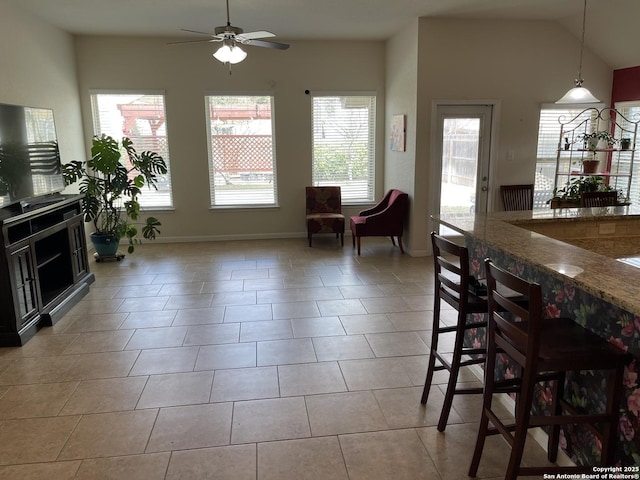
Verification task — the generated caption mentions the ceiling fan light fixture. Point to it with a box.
[556,0,599,104]
[213,43,247,64]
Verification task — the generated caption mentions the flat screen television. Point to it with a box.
[0,103,65,210]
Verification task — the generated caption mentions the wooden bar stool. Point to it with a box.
[469,259,627,479]
[421,232,489,431]
[500,184,534,211]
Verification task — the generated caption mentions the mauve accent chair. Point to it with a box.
[305,186,345,247]
[350,189,408,255]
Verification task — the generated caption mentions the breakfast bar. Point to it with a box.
[433,206,640,467]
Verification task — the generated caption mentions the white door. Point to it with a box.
[433,104,494,234]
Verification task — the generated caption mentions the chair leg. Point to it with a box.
[391,236,396,246]
[437,310,466,432]
[601,363,625,466]
[308,233,312,247]
[356,237,361,255]
[340,232,344,247]
[469,343,497,478]
[547,374,564,462]
[398,236,404,254]
[468,408,490,478]
[421,302,441,404]
[504,360,538,480]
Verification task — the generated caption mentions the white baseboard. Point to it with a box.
[150,232,306,243]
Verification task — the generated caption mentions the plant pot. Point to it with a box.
[550,198,580,209]
[90,233,120,257]
[621,138,632,150]
[586,137,599,151]
[582,160,600,174]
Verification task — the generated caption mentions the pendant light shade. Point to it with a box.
[556,0,600,104]
[213,41,247,64]
[556,84,600,104]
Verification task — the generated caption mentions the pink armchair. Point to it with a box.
[350,189,408,255]
[306,186,345,247]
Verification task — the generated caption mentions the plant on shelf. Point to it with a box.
[62,134,168,257]
[575,131,617,173]
[577,131,618,151]
[547,175,624,208]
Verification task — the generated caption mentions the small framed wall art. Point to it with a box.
[390,114,405,152]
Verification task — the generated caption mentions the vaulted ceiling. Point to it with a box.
[7,0,640,69]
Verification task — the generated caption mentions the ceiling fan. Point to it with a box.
[171,0,290,66]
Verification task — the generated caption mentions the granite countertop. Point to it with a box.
[434,205,640,316]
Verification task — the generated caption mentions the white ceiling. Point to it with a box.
[7,0,640,69]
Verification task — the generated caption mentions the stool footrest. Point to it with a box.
[433,351,485,371]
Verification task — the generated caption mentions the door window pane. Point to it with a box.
[440,118,479,215]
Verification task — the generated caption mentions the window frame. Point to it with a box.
[311,92,377,204]
[89,90,174,210]
[614,101,640,205]
[204,94,278,209]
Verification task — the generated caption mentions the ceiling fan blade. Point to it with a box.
[238,31,275,40]
[180,28,216,36]
[168,38,221,45]
[243,39,290,50]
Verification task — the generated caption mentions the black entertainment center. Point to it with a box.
[0,194,94,345]
[0,102,93,345]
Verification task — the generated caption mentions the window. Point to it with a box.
[312,95,376,203]
[534,104,602,209]
[614,101,640,204]
[205,95,277,207]
[91,92,173,208]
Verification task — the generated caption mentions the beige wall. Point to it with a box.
[74,36,386,242]
[405,17,613,254]
[0,4,616,255]
[384,19,421,253]
[0,3,85,180]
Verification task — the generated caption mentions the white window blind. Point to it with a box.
[311,95,376,203]
[205,95,277,207]
[91,93,173,208]
[614,101,640,205]
[534,104,602,208]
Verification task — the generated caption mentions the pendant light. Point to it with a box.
[556,0,600,104]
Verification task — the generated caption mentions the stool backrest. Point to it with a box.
[500,184,534,211]
[484,259,542,367]
[580,191,617,207]
[431,232,470,309]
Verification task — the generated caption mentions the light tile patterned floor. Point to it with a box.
[0,237,550,479]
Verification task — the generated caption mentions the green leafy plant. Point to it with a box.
[63,135,168,254]
[577,131,618,152]
[548,175,623,204]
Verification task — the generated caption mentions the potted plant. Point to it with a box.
[547,175,623,208]
[578,131,617,151]
[576,131,618,173]
[63,134,168,257]
[578,131,600,152]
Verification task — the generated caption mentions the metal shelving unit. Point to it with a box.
[554,107,640,202]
